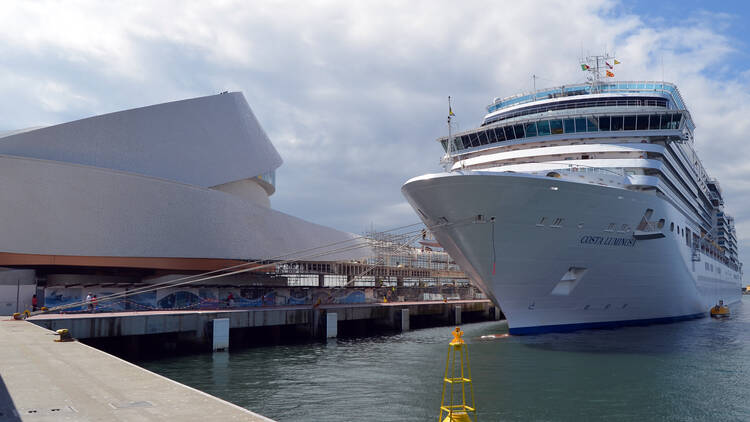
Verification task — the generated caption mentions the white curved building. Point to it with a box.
[0,92,362,272]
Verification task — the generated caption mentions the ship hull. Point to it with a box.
[402,172,742,334]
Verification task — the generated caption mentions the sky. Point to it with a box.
[1,0,750,266]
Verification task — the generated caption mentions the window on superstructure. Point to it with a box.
[493,127,506,142]
[537,120,551,136]
[611,116,624,131]
[505,126,517,140]
[550,119,564,134]
[586,116,599,132]
[623,115,636,131]
[660,114,672,130]
[636,115,649,130]
[471,134,481,148]
[477,131,489,145]
[649,115,660,130]
[513,124,525,139]
[599,116,610,131]
[563,119,575,133]
[574,117,586,133]
[670,113,682,129]
[525,122,538,137]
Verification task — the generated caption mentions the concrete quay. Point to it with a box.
[0,319,273,422]
[28,300,500,351]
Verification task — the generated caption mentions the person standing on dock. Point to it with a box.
[86,292,93,312]
[91,295,98,313]
[32,294,38,312]
[227,292,234,308]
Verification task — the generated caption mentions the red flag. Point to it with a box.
[606,70,615,77]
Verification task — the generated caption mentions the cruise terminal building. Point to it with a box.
[0,92,365,314]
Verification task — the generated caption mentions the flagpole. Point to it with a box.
[442,96,454,172]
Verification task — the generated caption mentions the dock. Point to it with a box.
[0,319,273,421]
[28,300,498,347]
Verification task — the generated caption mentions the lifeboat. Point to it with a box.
[710,300,730,318]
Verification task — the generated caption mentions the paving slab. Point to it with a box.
[0,319,273,421]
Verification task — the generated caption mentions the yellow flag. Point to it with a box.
[614,59,621,65]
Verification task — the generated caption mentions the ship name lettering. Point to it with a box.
[579,235,636,247]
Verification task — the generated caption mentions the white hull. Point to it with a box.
[402,172,742,334]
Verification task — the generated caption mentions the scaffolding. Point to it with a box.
[277,226,469,288]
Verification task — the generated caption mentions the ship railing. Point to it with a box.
[487,81,687,113]
[484,98,669,125]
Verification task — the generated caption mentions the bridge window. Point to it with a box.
[649,115,660,130]
[494,127,506,142]
[587,116,599,132]
[537,120,551,136]
[513,124,525,139]
[660,114,672,129]
[611,115,624,131]
[525,122,538,137]
[599,116,610,131]
[636,115,649,130]
[550,119,564,134]
[623,115,636,130]
[670,113,682,129]
[575,117,587,133]
[477,130,489,145]
[564,119,575,133]
[504,126,516,140]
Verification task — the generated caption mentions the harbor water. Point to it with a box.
[139,296,750,421]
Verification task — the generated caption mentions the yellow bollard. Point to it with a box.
[439,327,477,422]
[54,329,74,342]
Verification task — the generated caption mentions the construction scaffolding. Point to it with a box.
[277,227,470,287]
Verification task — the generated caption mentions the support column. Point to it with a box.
[494,306,503,321]
[454,305,462,325]
[326,312,338,338]
[318,274,325,287]
[212,318,229,351]
[400,308,410,331]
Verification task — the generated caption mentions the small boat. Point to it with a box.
[710,300,730,318]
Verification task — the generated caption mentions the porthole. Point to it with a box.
[670,222,674,232]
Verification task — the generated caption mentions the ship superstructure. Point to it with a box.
[402,56,743,334]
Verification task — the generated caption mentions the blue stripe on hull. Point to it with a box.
[508,312,706,335]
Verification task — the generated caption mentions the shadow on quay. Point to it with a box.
[0,375,21,421]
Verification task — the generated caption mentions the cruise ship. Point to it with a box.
[402,56,743,334]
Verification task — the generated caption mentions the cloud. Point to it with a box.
[0,0,748,265]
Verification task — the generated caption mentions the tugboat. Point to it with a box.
[710,300,730,318]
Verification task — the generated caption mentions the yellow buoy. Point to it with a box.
[439,327,477,422]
